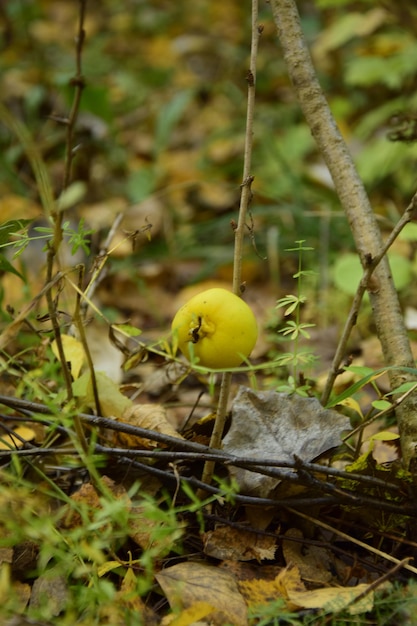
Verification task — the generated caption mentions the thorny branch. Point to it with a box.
[202,0,261,489]
[45,0,88,404]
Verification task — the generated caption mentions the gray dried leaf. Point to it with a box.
[223,387,350,497]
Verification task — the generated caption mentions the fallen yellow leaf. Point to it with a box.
[0,426,35,450]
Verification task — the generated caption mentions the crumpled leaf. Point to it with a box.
[61,476,130,532]
[203,525,276,562]
[156,561,248,626]
[29,566,69,617]
[114,404,184,449]
[239,564,305,613]
[283,528,333,584]
[223,387,350,497]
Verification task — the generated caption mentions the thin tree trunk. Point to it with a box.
[270,0,417,469]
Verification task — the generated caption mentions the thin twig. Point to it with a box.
[71,265,99,451]
[200,371,232,487]
[201,0,261,489]
[287,507,417,576]
[345,557,411,611]
[232,11,260,295]
[44,0,88,402]
[45,257,74,400]
[0,272,65,350]
[3,394,417,516]
[80,211,124,317]
[62,0,87,193]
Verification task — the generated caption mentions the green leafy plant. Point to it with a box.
[274,240,317,395]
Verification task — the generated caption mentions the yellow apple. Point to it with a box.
[171,288,258,368]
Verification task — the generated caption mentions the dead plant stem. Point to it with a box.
[72,266,100,451]
[45,1,87,409]
[201,0,260,489]
[232,1,260,296]
[81,212,124,317]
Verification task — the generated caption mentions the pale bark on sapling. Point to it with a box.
[270,0,417,469]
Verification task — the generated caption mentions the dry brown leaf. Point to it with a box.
[239,564,305,613]
[244,506,276,532]
[203,525,276,562]
[0,547,13,565]
[128,503,184,554]
[219,560,282,584]
[223,387,350,497]
[283,528,333,585]
[114,403,184,449]
[61,476,130,530]
[29,568,69,616]
[156,561,248,626]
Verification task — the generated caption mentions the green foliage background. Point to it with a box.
[1,0,417,278]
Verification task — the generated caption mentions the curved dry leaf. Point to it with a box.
[283,528,332,584]
[73,370,132,417]
[156,561,248,626]
[62,476,130,530]
[114,404,184,449]
[287,583,389,615]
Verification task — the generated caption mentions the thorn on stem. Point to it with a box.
[246,70,255,86]
[240,175,254,189]
[48,114,70,126]
[69,75,86,89]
